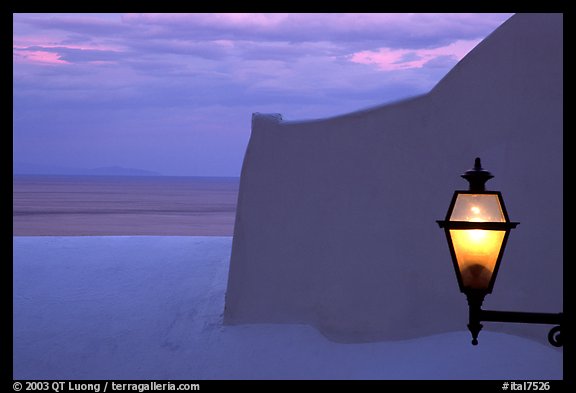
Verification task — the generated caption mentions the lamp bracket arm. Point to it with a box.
[479,309,563,325]
[474,308,563,347]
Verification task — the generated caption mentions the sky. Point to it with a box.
[13,13,513,177]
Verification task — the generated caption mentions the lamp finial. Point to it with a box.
[461,157,494,192]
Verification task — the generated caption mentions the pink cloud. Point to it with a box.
[122,13,509,32]
[13,40,125,66]
[122,13,289,28]
[120,13,511,46]
[349,39,482,71]
[13,49,69,65]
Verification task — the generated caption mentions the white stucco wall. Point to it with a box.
[224,13,563,344]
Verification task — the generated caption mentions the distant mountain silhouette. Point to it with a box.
[13,162,162,176]
[83,166,162,176]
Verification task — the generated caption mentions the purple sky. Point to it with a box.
[13,13,513,177]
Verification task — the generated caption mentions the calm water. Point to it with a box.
[13,175,239,236]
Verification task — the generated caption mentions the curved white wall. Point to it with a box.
[224,13,563,344]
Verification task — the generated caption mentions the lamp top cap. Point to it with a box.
[461,157,494,192]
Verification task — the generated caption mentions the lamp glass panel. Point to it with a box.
[449,194,505,223]
[449,229,506,289]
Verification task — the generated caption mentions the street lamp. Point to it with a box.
[437,158,563,347]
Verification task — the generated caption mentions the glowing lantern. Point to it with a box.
[437,158,518,294]
[436,158,562,347]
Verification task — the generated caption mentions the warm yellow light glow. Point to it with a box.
[449,229,506,289]
[468,229,486,242]
[450,194,505,222]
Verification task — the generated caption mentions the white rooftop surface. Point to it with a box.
[13,236,561,380]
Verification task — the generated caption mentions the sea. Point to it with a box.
[13,175,240,236]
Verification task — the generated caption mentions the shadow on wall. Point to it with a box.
[224,13,563,345]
